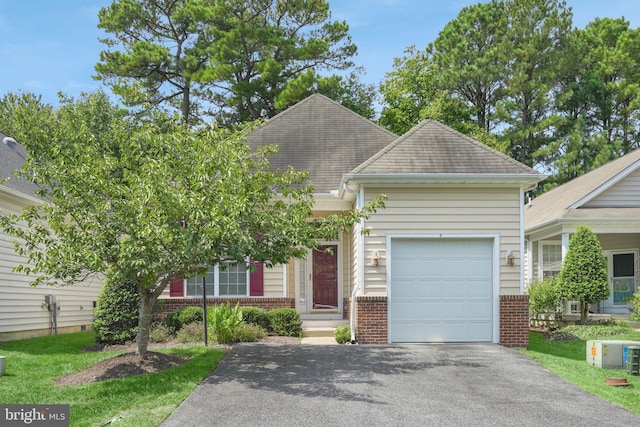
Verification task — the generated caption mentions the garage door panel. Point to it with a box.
[389,238,494,343]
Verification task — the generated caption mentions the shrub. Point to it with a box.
[93,269,139,345]
[166,306,203,335]
[630,291,640,321]
[207,302,243,344]
[176,322,204,343]
[527,278,562,327]
[241,306,269,329]
[559,323,632,340]
[266,308,302,337]
[335,325,351,344]
[231,322,268,342]
[149,322,171,343]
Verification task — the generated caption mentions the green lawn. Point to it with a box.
[0,332,226,427]
[523,329,640,415]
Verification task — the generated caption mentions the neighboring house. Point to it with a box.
[525,149,640,316]
[163,94,544,347]
[0,132,103,341]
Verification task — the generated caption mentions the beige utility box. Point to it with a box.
[586,340,640,369]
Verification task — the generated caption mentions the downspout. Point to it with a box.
[342,182,361,344]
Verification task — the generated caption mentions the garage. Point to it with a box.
[388,237,495,343]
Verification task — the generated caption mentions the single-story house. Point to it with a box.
[162,94,544,346]
[0,132,103,341]
[525,148,640,316]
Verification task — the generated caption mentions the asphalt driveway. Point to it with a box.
[161,343,640,426]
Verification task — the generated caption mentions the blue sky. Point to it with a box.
[0,0,639,106]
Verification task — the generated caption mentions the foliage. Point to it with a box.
[0,91,384,355]
[231,322,268,343]
[165,306,203,336]
[557,225,609,323]
[96,0,358,125]
[630,291,640,322]
[93,269,139,345]
[527,277,562,322]
[334,325,351,344]
[266,308,302,337]
[241,306,270,330]
[557,323,632,341]
[175,322,204,343]
[206,302,244,344]
[0,332,226,427]
[149,322,172,343]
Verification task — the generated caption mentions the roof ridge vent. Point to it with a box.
[3,136,17,151]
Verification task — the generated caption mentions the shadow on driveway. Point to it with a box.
[162,343,640,427]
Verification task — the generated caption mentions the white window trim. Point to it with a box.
[538,240,562,279]
[185,263,251,297]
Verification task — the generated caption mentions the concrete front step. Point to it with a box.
[301,319,348,338]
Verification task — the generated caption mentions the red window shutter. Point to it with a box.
[169,276,184,297]
[249,262,264,296]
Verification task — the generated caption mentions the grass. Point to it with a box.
[0,332,226,427]
[523,325,640,415]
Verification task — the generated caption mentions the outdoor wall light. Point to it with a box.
[506,250,516,266]
[370,251,380,267]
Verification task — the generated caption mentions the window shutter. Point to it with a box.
[249,262,264,296]
[169,276,184,297]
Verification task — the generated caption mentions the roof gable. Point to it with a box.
[247,94,397,193]
[0,132,40,198]
[351,119,539,176]
[525,148,640,230]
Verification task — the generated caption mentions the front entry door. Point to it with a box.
[603,250,638,313]
[312,245,338,310]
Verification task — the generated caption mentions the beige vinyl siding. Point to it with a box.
[597,234,640,251]
[263,264,284,297]
[363,186,522,295]
[0,224,103,338]
[584,168,640,208]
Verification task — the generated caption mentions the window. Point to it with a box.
[540,242,562,279]
[185,263,249,297]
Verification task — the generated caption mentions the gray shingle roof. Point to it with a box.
[525,148,640,230]
[352,119,539,175]
[0,131,40,198]
[247,94,398,193]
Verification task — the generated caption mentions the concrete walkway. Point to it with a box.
[161,343,640,427]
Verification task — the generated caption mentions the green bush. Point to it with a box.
[630,291,640,321]
[560,323,632,340]
[241,306,270,329]
[175,322,204,343]
[207,302,243,344]
[334,325,351,344]
[231,322,268,342]
[149,322,171,343]
[166,306,203,335]
[266,308,302,337]
[527,277,562,326]
[93,270,139,345]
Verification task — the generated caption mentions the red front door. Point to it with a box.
[312,245,338,309]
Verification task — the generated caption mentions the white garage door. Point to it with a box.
[389,238,494,342]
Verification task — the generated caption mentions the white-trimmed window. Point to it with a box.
[539,241,562,279]
[185,263,249,297]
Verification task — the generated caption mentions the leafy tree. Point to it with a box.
[557,225,609,324]
[0,91,384,354]
[96,0,358,125]
[498,0,573,168]
[430,0,508,133]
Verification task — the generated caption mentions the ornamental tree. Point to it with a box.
[0,91,384,354]
[557,225,609,323]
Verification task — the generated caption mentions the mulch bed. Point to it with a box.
[55,336,300,386]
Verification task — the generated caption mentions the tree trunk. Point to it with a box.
[136,292,156,355]
[580,300,589,324]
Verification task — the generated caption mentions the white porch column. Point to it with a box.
[561,233,570,261]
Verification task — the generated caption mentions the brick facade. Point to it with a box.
[154,297,295,320]
[345,294,529,347]
[352,296,388,344]
[499,295,530,347]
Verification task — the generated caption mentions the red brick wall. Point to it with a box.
[353,296,388,344]
[499,295,530,347]
[154,297,295,320]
